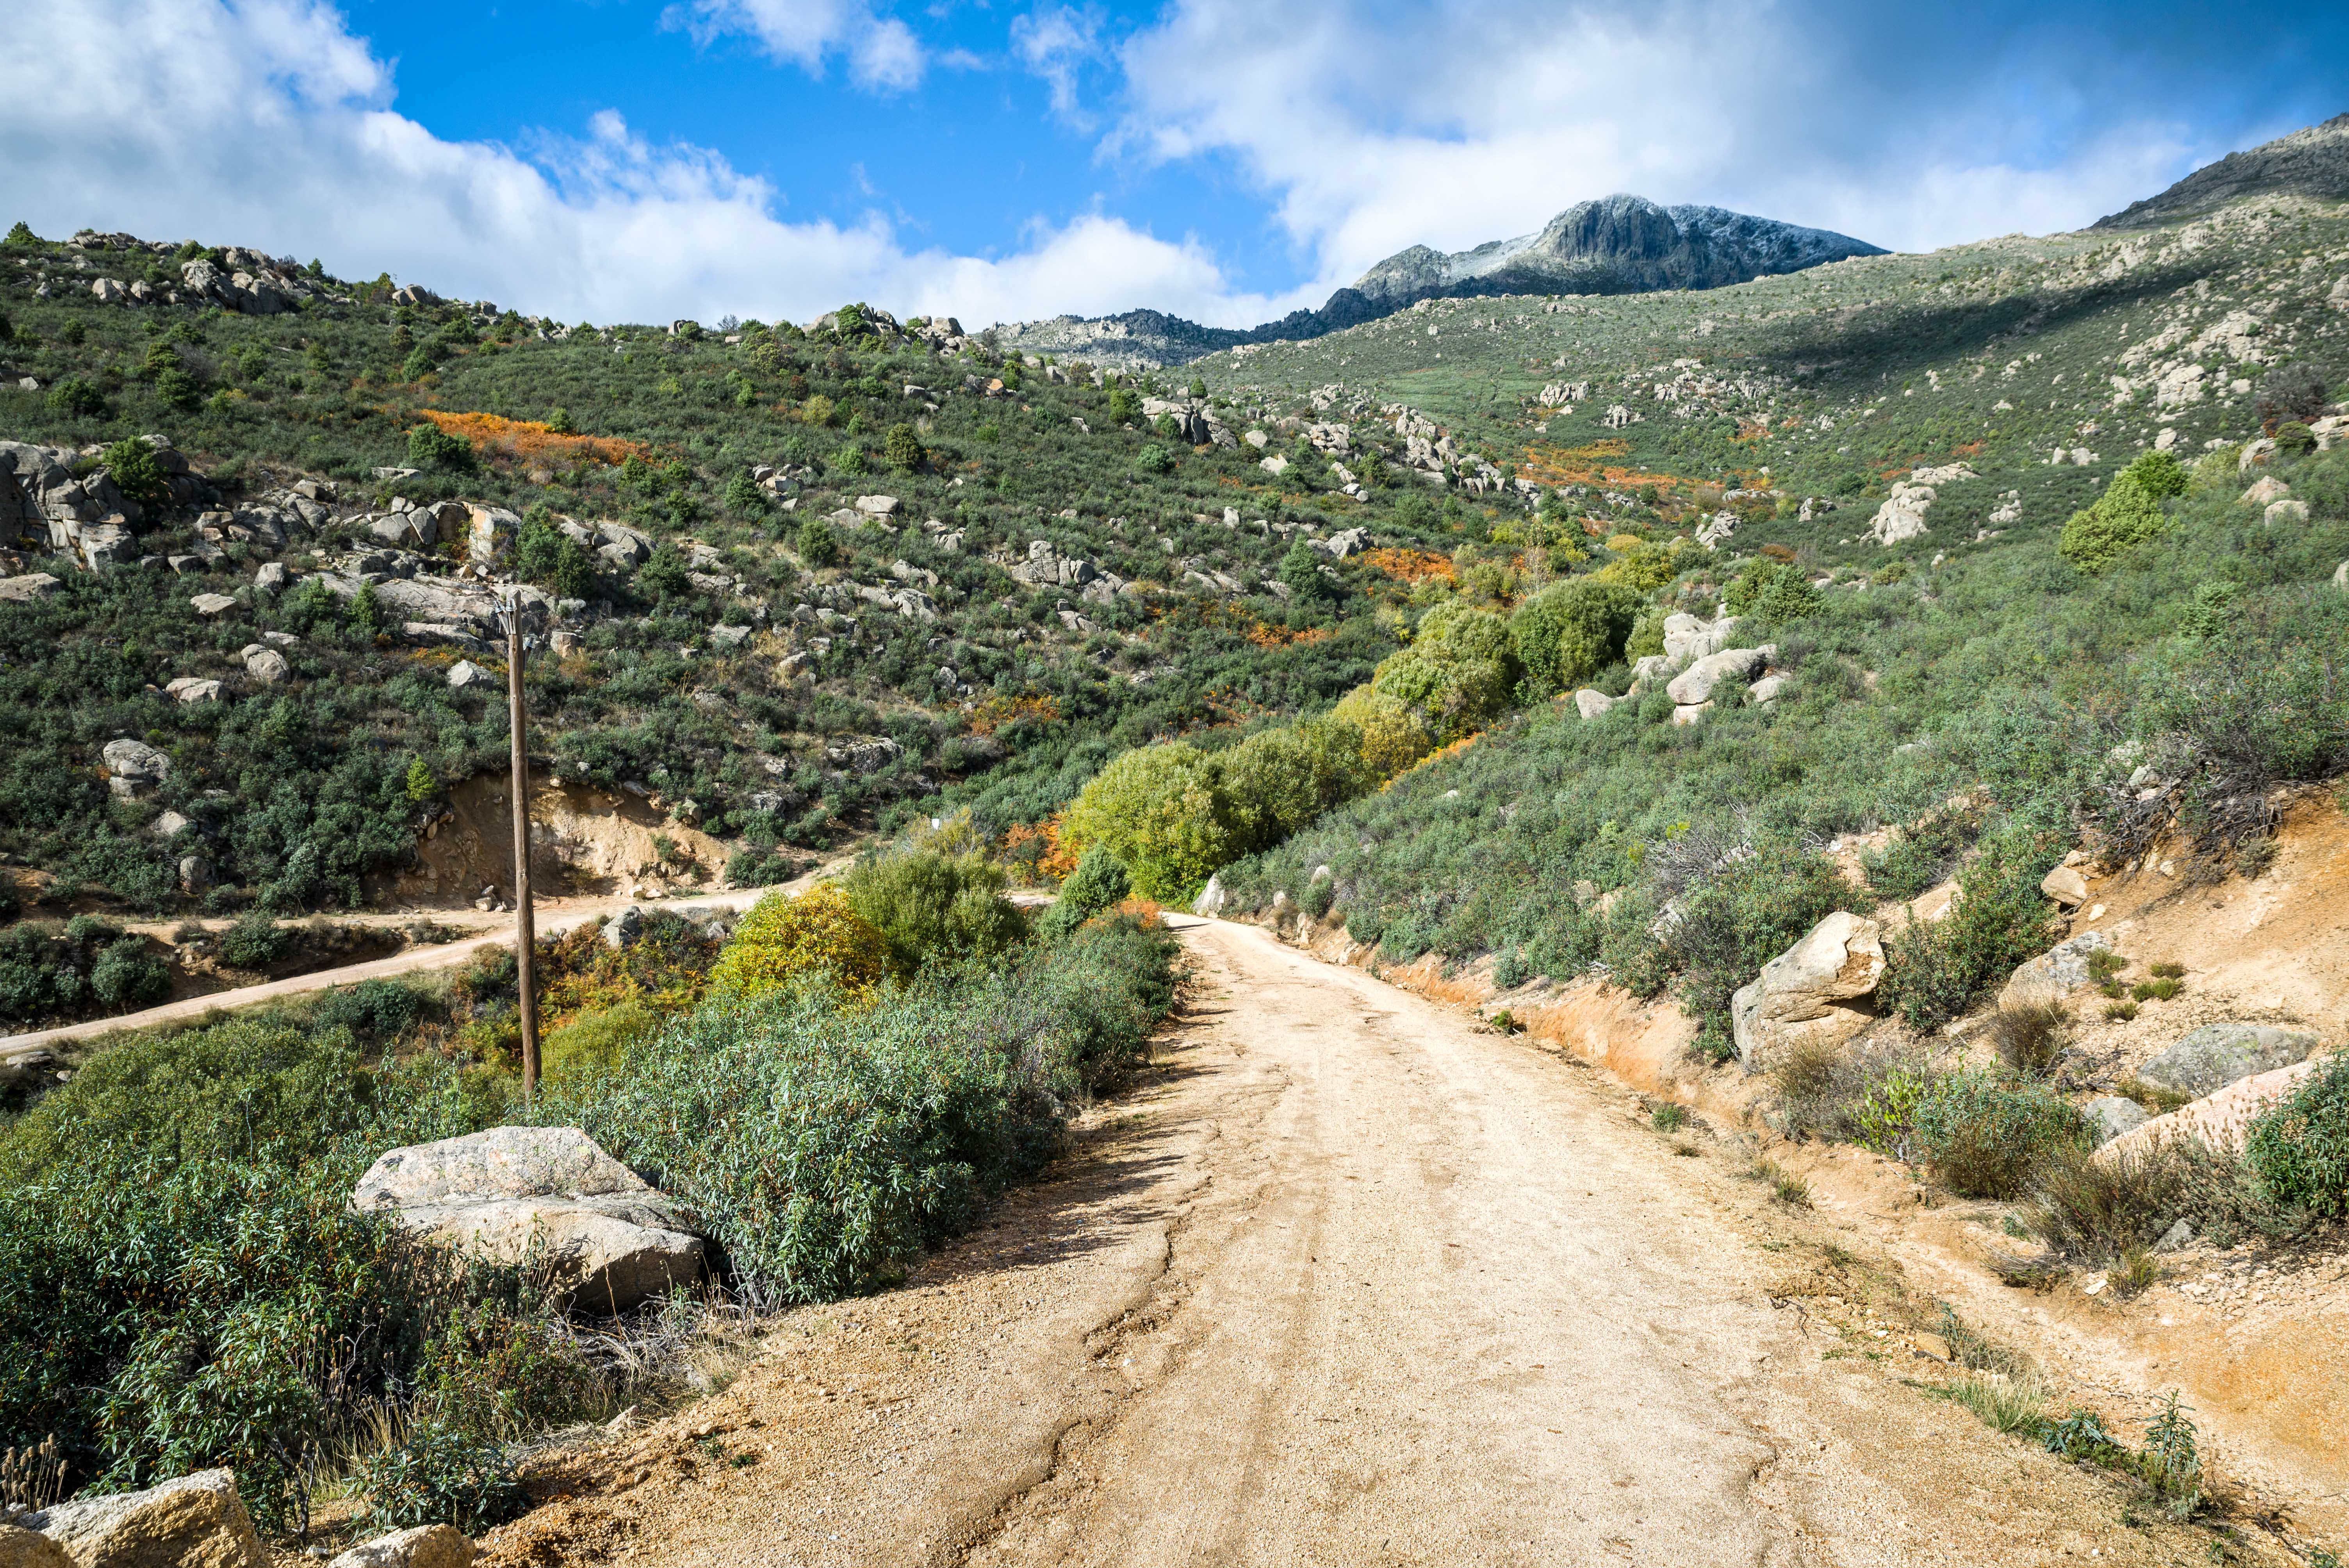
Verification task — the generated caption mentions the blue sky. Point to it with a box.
[3,0,2345,327]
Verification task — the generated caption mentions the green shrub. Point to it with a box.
[513,514,594,599]
[45,379,108,419]
[539,998,656,1083]
[2244,1048,2349,1214]
[1862,805,1981,900]
[0,1019,497,1527]
[707,884,891,1001]
[407,424,476,472]
[884,423,925,472]
[795,517,841,567]
[1217,718,1371,855]
[1134,443,1174,476]
[216,910,290,969]
[356,1419,525,1535]
[1509,578,1640,693]
[562,923,1177,1301]
[1371,602,1521,743]
[1877,825,2061,1032]
[311,978,426,1039]
[724,847,795,887]
[841,847,1028,977]
[1911,1071,2091,1197]
[88,936,170,1009]
[2058,452,2185,572]
[1062,741,1235,901]
[1279,540,1332,602]
[1039,845,1128,940]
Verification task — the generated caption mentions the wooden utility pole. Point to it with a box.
[507,593,540,1100]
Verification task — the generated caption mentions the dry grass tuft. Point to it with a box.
[1986,1001,2070,1078]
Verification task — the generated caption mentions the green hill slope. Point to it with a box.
[1,177,2346,1035]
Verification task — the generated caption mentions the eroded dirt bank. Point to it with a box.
[485,919,2285,1568]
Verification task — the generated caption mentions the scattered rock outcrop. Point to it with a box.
[352,1127,705,1313]
[1665,645,1773,706]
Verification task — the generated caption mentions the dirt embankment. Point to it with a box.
[394,775,740,908]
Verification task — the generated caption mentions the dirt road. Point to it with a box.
[0,885,782,1064]
[490,918,2235,1568]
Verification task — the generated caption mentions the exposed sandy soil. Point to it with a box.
[476,919,2294,1568]
[394,774,746,908]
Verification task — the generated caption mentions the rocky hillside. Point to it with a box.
[2096,111,2349,229]
[995,195,1881,368]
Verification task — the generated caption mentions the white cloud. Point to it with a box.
[1011,5,1107,125]
[1112,0,2226,308]
[0,0,1272,327]
[662,0,926,88]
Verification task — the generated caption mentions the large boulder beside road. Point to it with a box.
[352,1126,705,1313]
[1731,912,1885,1072]
[16,1468,265,1568]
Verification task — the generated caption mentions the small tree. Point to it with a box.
[2059,451,2186,572]
[723,470,766,514]
[1107,387,1140,425]
[796,516,842,568]
[1134,444,1174,476]
[1279,540,1332,602]
[884,423,925,472]
[545,406,577,435]
[3,221,38,250]
[101,439,172,513]
[513,514,594,599]
[45,380,109,419]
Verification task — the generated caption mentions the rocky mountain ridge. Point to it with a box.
[2096,111,2349,229]
[995,195,1882,368]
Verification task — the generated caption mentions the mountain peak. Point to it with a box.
[1347,194,1883,307]
[993,195,1882,367]
[2092,112,2349,228]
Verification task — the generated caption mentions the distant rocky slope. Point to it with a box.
[995,195,1884,367]
[2095,111,2349,228]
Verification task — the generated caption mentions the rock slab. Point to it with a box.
[0,1525,73,1568]
[2099,1057,2323,1164]
[353,1126,704,1312]
[2137,1024,2317,1098]
[18,1468,265,1568]
[1731,912,1884,1072]
[325,1524,475,1568]
[1995,930,2113,1012]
